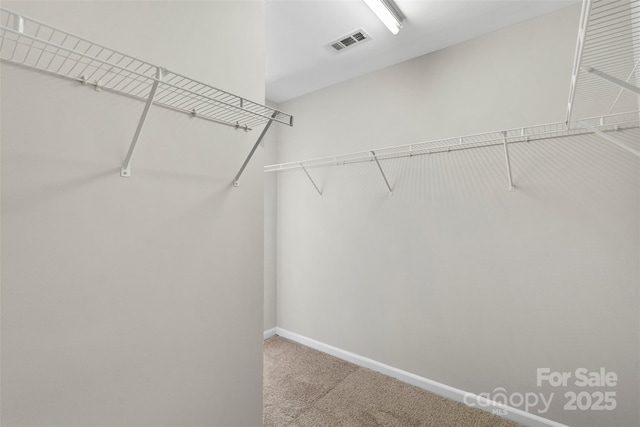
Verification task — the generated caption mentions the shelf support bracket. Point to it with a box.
[502,132,515,191]
[582,66,640,96]
[370,150,393,195]
[121,67,164,177]
[577,121,640,158]
[233,111,277,187]
[301,164,322,196]
[608,56,640,113]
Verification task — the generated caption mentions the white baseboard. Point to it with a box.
[263,327,277,340]
[274,327,567,427]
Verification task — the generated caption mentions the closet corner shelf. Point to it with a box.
[566,0,640,122]
[0,7,293,183]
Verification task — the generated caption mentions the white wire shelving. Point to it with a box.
[0,7,293,182]
[267,0,640,196]
[265,111,640,194]
[567,0,640,121]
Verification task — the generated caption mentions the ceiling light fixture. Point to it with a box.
[362,0,403,35]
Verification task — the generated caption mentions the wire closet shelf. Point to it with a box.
[567,0,640,121]
[267,0,640,194]
[0,8,293,130]
[265,111,640,174]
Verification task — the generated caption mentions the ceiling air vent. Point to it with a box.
[328,29,371,53]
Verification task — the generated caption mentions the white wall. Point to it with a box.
[274,5,639,427]
[1,1,266,425]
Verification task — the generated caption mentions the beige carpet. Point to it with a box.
[264,336,522,427]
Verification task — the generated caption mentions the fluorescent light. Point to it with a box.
[363,0,402,35]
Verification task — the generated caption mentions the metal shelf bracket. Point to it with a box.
[582,66,640,96]
[301,164,322,196]
[371,150,393,195]
[233,111,277,187]
[608,57,640,113]
[120,67,164,177]
[578,121,640,157]
[502,131,515,191]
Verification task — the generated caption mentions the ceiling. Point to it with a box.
[265,0,578,103]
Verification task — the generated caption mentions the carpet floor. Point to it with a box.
[263,336,522,427]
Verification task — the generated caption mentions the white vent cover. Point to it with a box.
[328,29,371,53]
